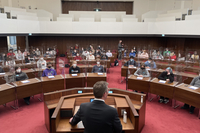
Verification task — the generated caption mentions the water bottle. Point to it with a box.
[123,111,127,123]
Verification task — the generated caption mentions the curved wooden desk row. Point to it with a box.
[1,60,56,72]
[128,75,200,118]
[68,56,115,63]
[69,59,111,68]
[0,73,107,108]
[43,88,146,133]
[121,66,197,84]
[123,59,200,74]
[123,57,200,66]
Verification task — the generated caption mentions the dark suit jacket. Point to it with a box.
[70,100,122,133]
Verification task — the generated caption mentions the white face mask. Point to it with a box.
[40,58,43,60]
[97,62,100,65]
[17,69,21,73]
[148,61,151,63]
[77,54,79,56]
[73,64,77,67]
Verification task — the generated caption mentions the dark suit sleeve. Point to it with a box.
[158,72,166,80]
[70,105,82,126]
[112,109,122,133]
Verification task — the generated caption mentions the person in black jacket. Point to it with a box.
[124,56,137,67]
[69,81,122,133]
[158,67,174,104]
[15,66,30,105]
[69,61,80,74]
[101,51,108,60]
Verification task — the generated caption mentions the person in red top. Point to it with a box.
[7,49,15,57]
[170,52,176,60]
[75,44,79,50]
[74,53,82,61]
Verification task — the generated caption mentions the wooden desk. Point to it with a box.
[78,65,107,73]
[22,69,36,79]
[87,73,107,87]
[65,73,85,89]
[128,75,151,92]
[70,60,110,68]
[121,66,137,77]
[174,83,200,109]
[51,93,138,133]
[14,78,42,100]
[41,75,64,93]
[0,83,16,106]
[149,78,178,99]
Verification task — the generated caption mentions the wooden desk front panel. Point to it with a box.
[174,84,200,108]
[42,78,64,93]
[128,76,150,93]
[121,66,136,77]
[87,74,107,87]
[0,84,15,105]
[150,82,174,99]
[16,80,42,99]
[65,75,85,89]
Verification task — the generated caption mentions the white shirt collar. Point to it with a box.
[94,98,105,102]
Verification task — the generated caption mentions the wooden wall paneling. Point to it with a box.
[16,36,26,52]
[0,37,8,54]
[62,1,133,14]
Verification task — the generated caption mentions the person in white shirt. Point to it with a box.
[16,50,24,60]
[23,49,28,57]
[106,50,112,57]
[37,56,47,69]
[6,57,16,66]
[88,51,95,60]
[82,49,89,57]
[138,50,149,58]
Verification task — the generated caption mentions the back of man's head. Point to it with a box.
[93,81,108,98]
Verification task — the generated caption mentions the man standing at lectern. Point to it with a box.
[69,81,122,133]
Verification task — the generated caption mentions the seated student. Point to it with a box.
[70,46,74,53]
[42,62,57,77]
[170,52,177,61]
[158,67,174,104]
[88,51,95,60]
[7,49,15,57]
[97,45,102,51]
[163,48,171,57]
[69,61,80,74]
[35,48,41,57]
[106,50,112,57]
[129,49,136,57]
[92,59,104,73]
[95,49,101,57]
[43,51,50,57]
[14,66,30,105]
[82,49,89,57]
[191,51,199,61]
[181,76,200,114]
[37,56,47,69]
[138,50,149,58]
[124,56,137,67]
[74,53,82,61]
[155,51,164,60]
[134,64,150,77]
[16,50,24,60]
[6,57,16,66]
[72,49,77,57]
[144,58,156,69]
[24,56,30,63]
[101,51,108,60]
[124,49,127,57]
